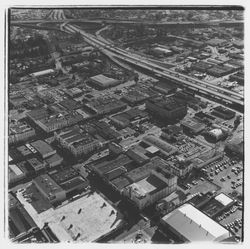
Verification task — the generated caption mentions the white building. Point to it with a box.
[161,203,231,242]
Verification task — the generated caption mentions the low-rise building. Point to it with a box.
[30,140,56,159]
[90,74,120,89]
[85,96,127,115]
[9,120,36,144]
[33,174,66,205]
[27,158,45,173]
[161,203,231,242]
[146,96,187,121]
[110,108,148,129]
[180,118,206,135]
[55,126,102,157]
[123,167,177,210]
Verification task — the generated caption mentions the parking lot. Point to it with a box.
[178,176,219,195]
[201,156,243,196]
[216,204,243,240]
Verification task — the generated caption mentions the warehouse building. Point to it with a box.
[161,203,231,242]
[90,74,120,89]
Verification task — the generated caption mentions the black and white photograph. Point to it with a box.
[3,3,246,245]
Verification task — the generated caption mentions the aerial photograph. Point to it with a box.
[7,7,244,243]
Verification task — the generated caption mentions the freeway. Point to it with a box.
[62,23,243,107]
[11,18,243,26]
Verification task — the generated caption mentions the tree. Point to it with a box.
[133,73,139,83]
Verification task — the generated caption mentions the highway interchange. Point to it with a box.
[11,9,244,111]
[60,23,244,108]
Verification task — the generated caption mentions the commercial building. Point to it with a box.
[9,120,36,144]
[199,193,234,218]
[55,126,102,157]
[142,135,178,157]
[49,167,89,195]
[9,164,25,185]
[88,154,133,182]
[163,158,195,178]
[229,71,244,85]
[110,108,148,129]
[30,140,56,159]
[123,167,177,210]
[122,90,149,106]
[180,118,206,135]
[9,193,37,241]
[92,121,121,141]
[9,93,28,108]
[152,80,177,95]
[27,158,45,173]
[207,65,234,77]
[146,96,187,121]
[30,69,55,78]
[60,176,89,195]
[33,174,66,205]
[85,96,127,115]
[44,153,63,168]
[161,203,231,242]
[16,191,123,242]
[65,87,83,98]
[211,106,236,120]
[27,108,84,133]
[191,61,213,73]
[90,74,120,89]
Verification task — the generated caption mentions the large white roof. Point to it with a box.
[162,203,230,242]
[215,193,233,206]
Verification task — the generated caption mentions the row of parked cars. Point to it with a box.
[216,205,239,222]
[201,157,239,182]
[232,165,243,176]
[224,218,242,234]
[231,178,243,189]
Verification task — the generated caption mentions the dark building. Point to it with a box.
[211,106,236,120]
[146,96,187,121]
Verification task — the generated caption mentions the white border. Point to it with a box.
[0,1,249,249]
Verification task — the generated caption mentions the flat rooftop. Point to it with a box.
[16,191,123,242]
[31,140,56,157]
